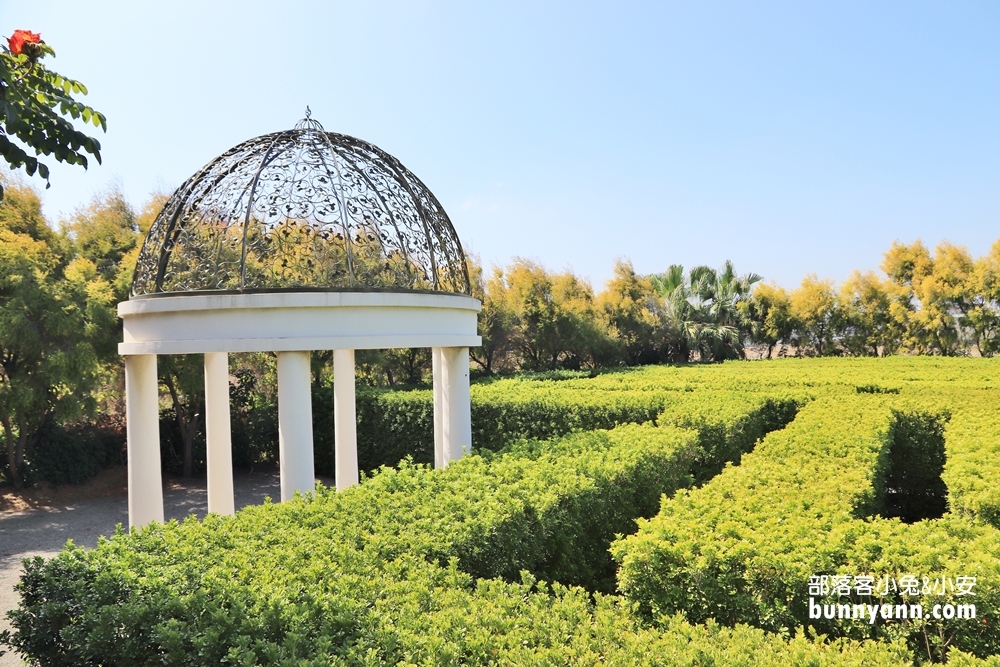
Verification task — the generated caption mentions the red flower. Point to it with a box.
[7,29,41,56]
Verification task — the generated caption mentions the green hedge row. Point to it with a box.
[613,391,1000,662]
[320,357,1000,534]
[655,390,804,483]
[9,358,1000,664]
[3,550,917,666]
[157,366,786,483]
[938,391,1000,528]
[3,394,804,664]
[309,384,675,476]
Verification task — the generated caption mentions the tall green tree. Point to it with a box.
[838,270,903,357]
[495,259,606,371]
[968,239,1000,356]
[60,189,155,419]
[882,240,975,355]
[549,271,608,369]
[0,179,112,487]
[63,187,142,362]
[742,283,794,359]
[788,275,839,356]
[597,259,660,365]
[469,259,518,375]
[63,186,140,302]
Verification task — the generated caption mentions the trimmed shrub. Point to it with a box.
[613,392,1000,662]
[1,394,796,664]
[22,417,124,486]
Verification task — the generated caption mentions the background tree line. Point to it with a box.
[745,240,1000,359]
[470,240,1000,367]
[1,175,998,487]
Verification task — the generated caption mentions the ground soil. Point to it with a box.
[0,464,329,666]
[0,466,129,514]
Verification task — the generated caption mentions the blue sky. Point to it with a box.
[2,1,998,290]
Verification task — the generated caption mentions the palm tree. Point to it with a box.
[651,265,696,362]
[649,261,761,362]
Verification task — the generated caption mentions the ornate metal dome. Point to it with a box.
[131,111,470,296]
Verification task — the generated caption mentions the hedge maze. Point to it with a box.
[3,358,1000,665]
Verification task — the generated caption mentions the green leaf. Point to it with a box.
[0,50,104,189]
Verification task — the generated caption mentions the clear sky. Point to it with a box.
[2,1,998,291]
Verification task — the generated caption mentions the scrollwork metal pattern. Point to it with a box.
[131,114,471,296]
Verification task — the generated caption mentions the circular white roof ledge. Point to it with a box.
[119,291,482,355]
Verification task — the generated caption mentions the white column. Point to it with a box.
[333,348,359,490]
[441,347,472,465]
[432,347,445,468]
[125,354,164,529]
[204,352,235,516]
[276,351,315,501]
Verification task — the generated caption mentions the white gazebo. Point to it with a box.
[119,113,481,528]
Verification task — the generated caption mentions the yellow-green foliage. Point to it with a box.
[5,357,1000,665]
[337,378,674,473]
[613,358,1000,662]
[0,388,830,665]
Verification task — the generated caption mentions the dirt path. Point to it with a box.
[0,466,326,666]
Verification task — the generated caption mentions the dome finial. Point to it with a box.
[294,107,324,132]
